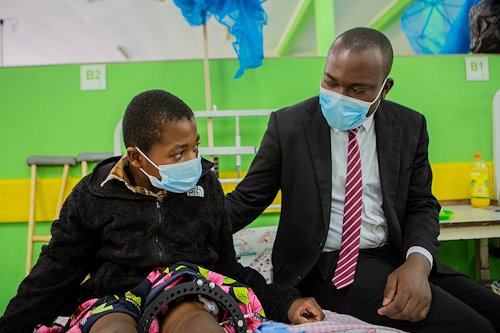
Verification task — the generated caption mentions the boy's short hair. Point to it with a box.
[123,89,194,153]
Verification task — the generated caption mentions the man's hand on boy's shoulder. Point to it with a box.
[287,297,325,324]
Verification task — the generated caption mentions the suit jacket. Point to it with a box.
[226,97,442,287]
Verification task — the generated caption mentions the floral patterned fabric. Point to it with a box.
[35,262,265,333]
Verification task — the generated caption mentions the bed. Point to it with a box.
[234,226,406,333]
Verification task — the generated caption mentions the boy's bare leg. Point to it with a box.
[89,312,137,333]
[161,300,225,333]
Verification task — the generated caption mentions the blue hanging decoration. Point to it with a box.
[401,0,482,54]
[173,0,268,78]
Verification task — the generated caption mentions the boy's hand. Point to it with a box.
[287,297,325,324]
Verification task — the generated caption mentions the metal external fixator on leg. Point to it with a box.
[138,278,247,333]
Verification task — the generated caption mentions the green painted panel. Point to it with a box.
[314,0,335,56]
[209,58,322,109]
[275,0,314,57]
[389,56,500,163]
[437,240,476,278]
[491,257,500,281]
[0,222,51,315]
[1,56,499,180]
[369,0,413,32]
[0,61,206,179]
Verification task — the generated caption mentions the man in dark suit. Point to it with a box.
[226,27,500,332]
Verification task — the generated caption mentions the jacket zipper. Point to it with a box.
[156,201,164,263]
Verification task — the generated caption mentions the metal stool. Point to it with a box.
[76,152,114,176]
[25,155,76,274]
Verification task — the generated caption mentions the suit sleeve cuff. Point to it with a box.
[406,246,433,269]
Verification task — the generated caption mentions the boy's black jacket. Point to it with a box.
[0,157,299,332]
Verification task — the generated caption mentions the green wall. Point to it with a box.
[1,56,499,179]
[1,55,499,315]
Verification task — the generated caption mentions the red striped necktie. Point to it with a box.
[332,127,363,289]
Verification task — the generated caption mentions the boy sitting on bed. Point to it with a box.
[0,89,324,333]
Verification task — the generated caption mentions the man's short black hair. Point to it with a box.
[123,89,194,152]
[333,27,394,77]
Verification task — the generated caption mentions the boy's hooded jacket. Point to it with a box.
[0,157,299,332]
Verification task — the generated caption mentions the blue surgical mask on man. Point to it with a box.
[135,147,202,193]
[319,79,387,130]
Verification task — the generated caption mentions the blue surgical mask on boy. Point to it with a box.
[135,147,202,193]
[319,79,387,130]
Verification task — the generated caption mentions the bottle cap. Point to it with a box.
[474,153,481,159]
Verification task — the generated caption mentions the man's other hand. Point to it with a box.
[377,252,432,322]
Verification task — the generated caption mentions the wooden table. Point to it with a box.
[439,204,500,280]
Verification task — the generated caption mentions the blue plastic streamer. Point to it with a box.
[173,0,268,78]
[401,0,481,54]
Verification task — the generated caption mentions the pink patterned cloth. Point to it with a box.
[283,310,406,333]
[35,263,265,333]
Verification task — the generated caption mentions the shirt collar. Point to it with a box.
[100,155,167,200]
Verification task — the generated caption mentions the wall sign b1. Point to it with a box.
[465,57,489,81]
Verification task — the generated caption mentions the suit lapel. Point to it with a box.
[303,102,403,235]
[375,106,402,210]
[304,105,332,233]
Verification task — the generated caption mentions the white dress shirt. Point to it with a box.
[323,114,433,267]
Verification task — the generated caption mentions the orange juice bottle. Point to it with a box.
[470,153,490,207]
